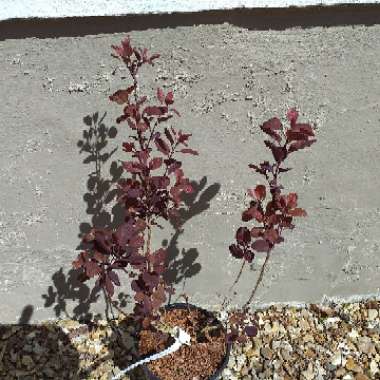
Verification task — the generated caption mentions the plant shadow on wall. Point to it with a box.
[163,176,220,300]
[40,110,218,324]
[40,111,126,324]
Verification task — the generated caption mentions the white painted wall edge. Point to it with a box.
[1,0,379,21]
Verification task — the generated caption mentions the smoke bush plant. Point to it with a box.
[72,36,198,328]
[72,35,317,350]
[225,108,317,342]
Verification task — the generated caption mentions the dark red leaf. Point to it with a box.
[122,161,145,173]
[178,132,192,145]
[85,261,101,277]
[253,208,264,223]
[108,271,120,286]
[272,146,287,163]
[288,139,316,153]
[94,251,108,263]
[142,272,159,289]
[287,193,298,209]
[155,137,170,156]
[123,104,137,118]
[236,227,251,244]
[109,85,135,104]
[263,228,280,244]
[251,239,270,252]
[242,205,264,222]
[151,248,167,264]
[112,37,133,58]
[293,123,315,136]
[148,53,160,64]
[121,37,133,55]
[286,108,299,127]
[143,106,166,117]
[149,157,163,170]
[247,185,266,201]
[134,291,145,302]
[167,161,182,175]
[250,227,264,238]
[286,130,310,142]
[137,96,147,106]
[248,162,271,176]
[122,142,134,152]
[151,286,166,309]
[279,167,292,173]
[157,88,165,103]
[265,213,282,226]
[94,230,113,254]
[129,235,144,248]
[288,208,307,217]
[127,119,136,129]
[264,140,277,151]
[244,250,255,263]
[268,130,282,143]
[136,121,149,132]
[150,175,170,189]
[281,216,294,229]
[111,45,124,58]
[261,118,283,142]
[137,150,149,165]
[72,251,88,269]
[261,117,282,130]
[114,221,137,247]
[164,128,175,145]
[116,114,128,124]
[248,164,261,172]
[183,183,193,193]
[165,91,174,105]
[179,148,198,155]
[229,244,244,259]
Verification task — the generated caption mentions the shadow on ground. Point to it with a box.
[0,305,81,379]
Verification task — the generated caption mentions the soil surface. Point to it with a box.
[0,21,380,324]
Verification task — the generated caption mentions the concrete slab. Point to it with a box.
[1,19,380,324]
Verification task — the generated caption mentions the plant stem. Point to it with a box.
[228,260,246,293]
[146,219,152,272]
[243,249,271,309]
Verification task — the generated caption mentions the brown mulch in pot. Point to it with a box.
[138,307,228,380]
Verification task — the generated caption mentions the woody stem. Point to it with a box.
[228,260,246,293]
[243,249,271,309]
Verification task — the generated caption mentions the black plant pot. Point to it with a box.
[141,302,231,380]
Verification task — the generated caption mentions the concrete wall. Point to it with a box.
[1,3,380,324]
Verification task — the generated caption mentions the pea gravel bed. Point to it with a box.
[1,298,379,380]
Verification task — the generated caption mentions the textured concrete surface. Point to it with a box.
[1,20,380,324]
[2,0,380,21]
